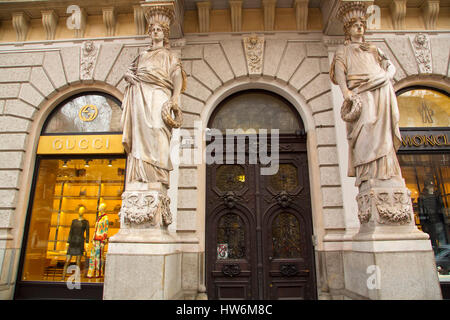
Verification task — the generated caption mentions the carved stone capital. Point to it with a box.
[119,190,172,228]
[357,187,413,226]
[41,10,58,40]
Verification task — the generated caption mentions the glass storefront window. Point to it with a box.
[398,154,450,280]
[397,88,449,128]
[21,157,125,283]
[43,93,122,134]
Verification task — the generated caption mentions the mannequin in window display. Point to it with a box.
[87,202,109,278]
[61,205,89,280]
[418,179,448,252]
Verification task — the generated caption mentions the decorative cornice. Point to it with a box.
[134,5,147,35]
[262,0,277,31]
[12,12,30,41]
[41,10,58,40]
[390,0,407,30]
[196,1,211,33]
[229,0,243,32]
[421,0,440,30]
[295,0,309,31]
[102,7,117,37]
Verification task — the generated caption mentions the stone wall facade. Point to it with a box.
[0,28,448,299]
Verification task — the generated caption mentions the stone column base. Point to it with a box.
[103,229,182,300]
[344,240,442,299]
[347,178,442,299]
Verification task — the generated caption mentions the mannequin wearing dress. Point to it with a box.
[87,203,109,278]
[61,206,89,280]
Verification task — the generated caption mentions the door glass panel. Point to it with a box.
[216,165,246,192]
[210,91,302,134]
[217,213,246,259]
[21,157,125,283]
[398,154,450,279]
[272,213,301,258]
[269,164,298,192]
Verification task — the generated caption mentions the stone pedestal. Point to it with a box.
[346,178,442,299]
[103,182,183,300]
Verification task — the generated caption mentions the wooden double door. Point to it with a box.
[206,135,317,300]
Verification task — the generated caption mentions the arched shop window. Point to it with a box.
[16,92,125,299]
[396,87,450,281]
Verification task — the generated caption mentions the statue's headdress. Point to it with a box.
[141,1,175,48]
[337,1,371,31]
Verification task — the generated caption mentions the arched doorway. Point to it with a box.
[15,92,125,299]
[205,90,317,300]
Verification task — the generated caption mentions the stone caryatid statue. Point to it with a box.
[119,1,186,230]
[330,2,422,233]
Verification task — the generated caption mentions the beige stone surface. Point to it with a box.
[30,67,55,97]
[4,99,36,119]
[184,76,211,102]
[0,170,21,189]
[319,166,341,187]
[220,40,247,78]
[106,46,139,87]
[177,189,198,209]
[300,73,330,101]
[276,42,306,83]
[181,252,199,291]
[0,151,24,169]
[317,146,339,165]
[0,189,18,208]
[182,45,203,60]
[314,110,335,127]
[192,60,221,91]
[0,116,31,132]
[321,187,343,207]
[181,94,204,114]
[60,46,80,84]
[43,51,67,89]
[0,84,20,99]
[19,83,45,107]
[178,167,198,187]
[290,57,320,91]
[0,133,28,150]
[263,39,287,77]
[323,208,345,229]
[0,67,30,83]
[0,52,44,67]
[204,44,234,83]
[177,210,197,231]
[308,91,333,114]
[430,37,450,76]
[94,43,123,81]
[385,37,418,76]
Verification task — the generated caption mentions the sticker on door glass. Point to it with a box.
[217,244,228,259]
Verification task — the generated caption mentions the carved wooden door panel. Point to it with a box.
[260,136,316,299]
[206,135,316,300]
[206,163,258,300]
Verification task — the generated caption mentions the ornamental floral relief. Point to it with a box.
[411,33,432,74]
[243,34,264,74]
[375,189,412,225]
[80,40,98,80]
